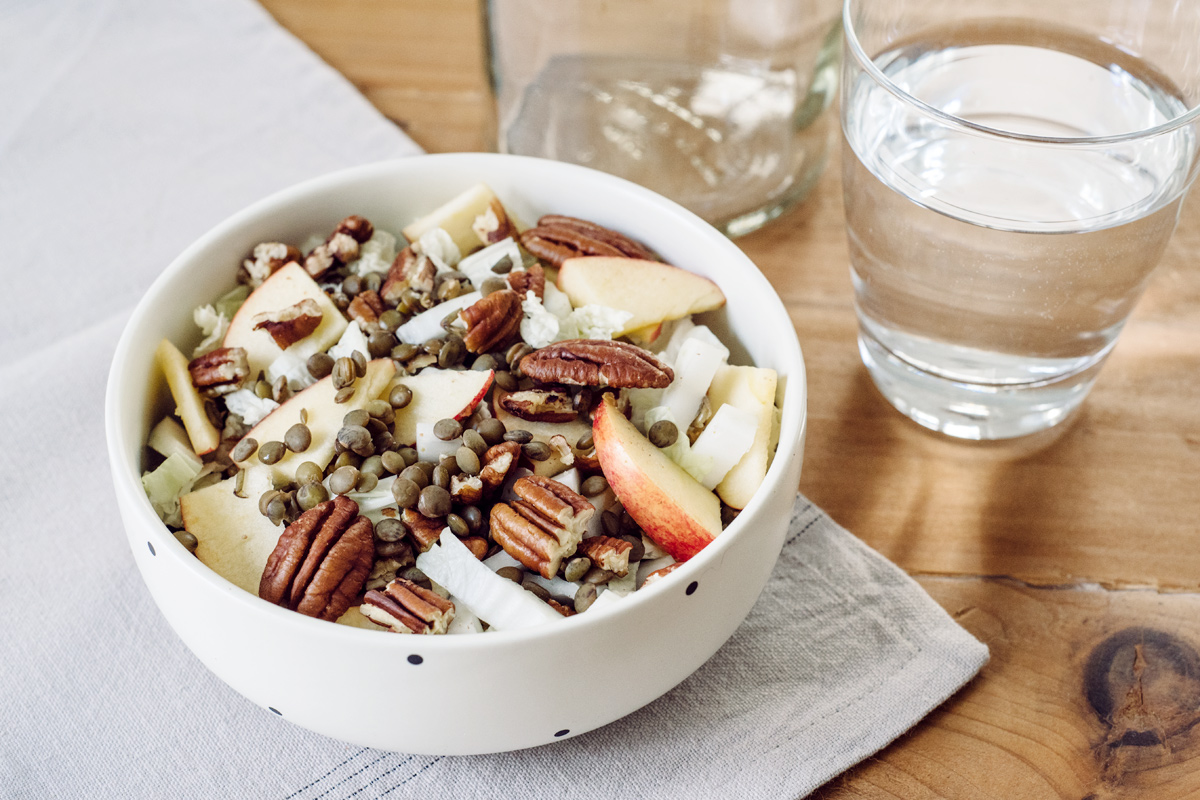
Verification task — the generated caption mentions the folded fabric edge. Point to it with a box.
[762,496,991,797]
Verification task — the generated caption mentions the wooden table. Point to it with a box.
[260,2,1200,795]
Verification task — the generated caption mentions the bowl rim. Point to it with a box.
[105,152,807,649]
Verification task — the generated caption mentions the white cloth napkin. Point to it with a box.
[0,1,988,797]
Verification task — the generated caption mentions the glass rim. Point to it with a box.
[842,0,1200,146]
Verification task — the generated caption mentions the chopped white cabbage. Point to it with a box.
[541,282,574,319]
[518,287,631,348]
[663,321,728,367]
[191,304,229,357]
[327,321,370,363]
[456,238,522,287]
[520,289,564,348]
[264,348,316,391]
[349,229,397,277]
[573,304,632,340]
[660,336,728,430]
[415,227,461,267]
[223,389,279,427]
[625,387,665,432]
[418,531,561,630]
[446,600,484,634]
[688,403,758,489]
[395,291,481,344]
[142,452,203,526]
[553,467,581,494]
[325,474,398,524]
[415,421,462,463]
[213,284,250,319]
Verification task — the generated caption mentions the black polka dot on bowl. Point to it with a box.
[554,729,569,737]
[147,542,156,556]
[269,707,282,716]
[407,654,423,665]
[686,581,698,596]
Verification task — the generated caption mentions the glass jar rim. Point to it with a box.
[842,0,1200,146]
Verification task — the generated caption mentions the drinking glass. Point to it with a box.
[841,0,1200,439]
[484,0,843,237]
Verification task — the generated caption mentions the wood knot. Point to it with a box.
[1084,627,1200,750]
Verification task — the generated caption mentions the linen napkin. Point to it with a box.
[0,1,988,798]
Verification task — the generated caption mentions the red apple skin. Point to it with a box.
[592,396,721,561]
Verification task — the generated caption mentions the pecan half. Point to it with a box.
[520,340,673,389]
[402,507,446,553]
[251,298,323,349]
[381,246,420,305]
[489,476,594,579]
[642,562,681,587]
[472,197,518,245]
[506,263,545,300]
[303,215,373,280]
[336,215,375,244]
[188,346,249,396]
[461,289,523,354]
[497,387,577,423]
[240,242,301,288]
[259,495,375,622]
[347,289,385,332]
[361,577,455,634]
[577,536,633,577]
[479,441,521,494]
[518,216,654,267]
[547,598,576,618]
[408,256,436,294]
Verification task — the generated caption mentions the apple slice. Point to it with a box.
[556,257,725,338]
[181,468,279,594]
[706,364,778,510]
[390,368,494,446]
[625,322,663,347]
[223,262,348,379]
[147,416,204,470]
[155,339,221,455]
[234,358,396,485]
[402,183,514,256]
[592,395,721,561]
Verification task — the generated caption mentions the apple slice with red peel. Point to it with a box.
[592,394,721,561]
[234,357,396,485]
[625,322,662,347]
[556,257,725,338]
[155,339,221,455]
[182,468,278,594]
[706,364,778,510]
[389,369,494,447]
[222,262,348,379]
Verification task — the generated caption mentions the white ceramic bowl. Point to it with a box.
[105,153,806,755]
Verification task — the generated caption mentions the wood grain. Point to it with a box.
[255,0,1200,793]
[815,578,1200,799]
